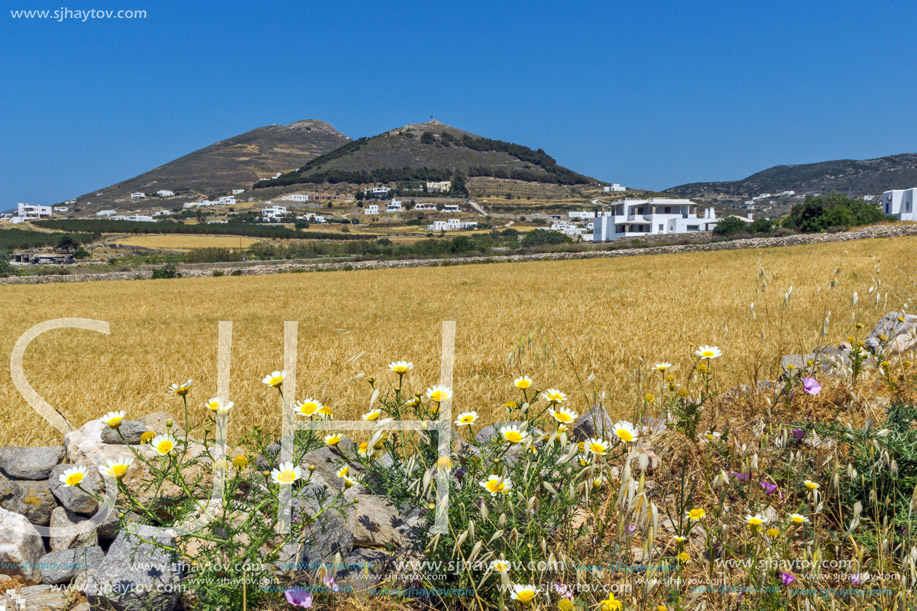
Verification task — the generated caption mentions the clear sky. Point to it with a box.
[1,0,915,207]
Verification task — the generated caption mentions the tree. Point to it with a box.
[712,216,749,236]
[521,229,570,248]
[783,193,889,233]
[57,235,76,252]
[0,251,12,277]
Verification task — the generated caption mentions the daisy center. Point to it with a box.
[277,470,296,484]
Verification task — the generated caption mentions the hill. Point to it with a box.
[255,120,594,189]
[666,153,917,199]
[71,120,350,211]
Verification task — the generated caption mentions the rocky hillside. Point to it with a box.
[256,120,594,189]
[71,120,350,212]
[667,153,917,199]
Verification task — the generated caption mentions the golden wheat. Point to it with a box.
[0,236,913,446]
[111,235,261,251]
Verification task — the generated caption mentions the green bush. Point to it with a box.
[520,229,570,248]
[783,193,890,233]
[151,264,181,279]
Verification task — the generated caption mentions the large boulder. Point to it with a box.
[0,446,64,480]
[345,490,408,548]
[100,421,150,445]
[49,506,100,551]
[281,484,354,573]
[865,312,917,354]
[48,464,101,516]
[0,476,57,526]
[77,531,183,611]
[39,546,105,585]
[572,405,615,441]
[137,411,184,438]
[0,584,75,611]
[337,548,395,593]
[0,506,45,582]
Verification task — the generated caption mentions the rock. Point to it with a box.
[474,421,524,445]
[781,345,854,375]
[49,506,99,551]
[346,491,408,548]
[48,464,101,516]
[100,421,149,445]
[0,446,64,480]
[0,506,45,582]
[299,446,356,492]
[889,333,917,355]
[0,584,75,611]
[137,411,184,438]
[337,548,394,593]
[77,531,182,611]
[39,546,104,585]
[283,485,354,572]
[865,312,917,354]
[254,441,281,472]
[572,405,615,442]
[0,477,57,526]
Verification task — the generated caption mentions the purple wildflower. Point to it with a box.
[322,575,340,593]
[729,471,751,482]
[553,583,573,599]
[802,377,822,395]
[780,572,796,586]
[793,428,805,439]
[850,573,867,586]
[284,587,313,608]
[760,481,778,495]
[626,524,638,535]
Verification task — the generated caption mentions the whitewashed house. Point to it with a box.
[232,189,245,195]
[97,209,118,216]
[568,211,595,219]
[282,193,309,202]
[363,204,379,215]
[415,203,438,211]
[428,219,478,231]
[153,209,172,217]
[156,190,175,198]
[130,192,146,200]
[261,205,289,221]
[426,181,452,193]
[442,204,460,213]
[602,184,626,193]
[593,199,720,242]
[17,203,52,221]
[881,188,917,221]
[218,196,237,205]
[112,214,156,222]
[364,186,392,198]
[386,200,403,213]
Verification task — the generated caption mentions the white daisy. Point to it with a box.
[296,399,323,417]
[150,433,177,456]
[168,379,193,396]
[613,420,639,443]
[541,388,566,404]
[426,385,452,402]
[480,475,512,496]
[361,409,382,422]
[586,437,610,456]
[454,411,479,426]
[271,461,302,485]
[100,410,126,428]
[98,456,134,480]
[548,406,578,425]
[262,370,285,387]
[499,424,526,444]
[59,466,88,487]
[695,345,722,360]
[205,398,234,413]
[513,376,533,390]
[510,584,538,604]
[389,361,414,374]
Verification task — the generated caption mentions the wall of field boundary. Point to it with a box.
[2,224,916,285]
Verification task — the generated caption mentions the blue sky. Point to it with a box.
[1,0,915,207]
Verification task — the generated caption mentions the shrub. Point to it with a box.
[520,229,570,248]
[151,264,181,279]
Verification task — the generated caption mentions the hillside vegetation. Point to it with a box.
[667,152,917,198]
[71,120,350,211]
[257,120,593,188]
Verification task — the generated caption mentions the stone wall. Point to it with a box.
[2,224,916,286]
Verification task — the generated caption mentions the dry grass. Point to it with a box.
[111,234,261,251]
[0,236,914,447]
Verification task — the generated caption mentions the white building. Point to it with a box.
[442,204,461,213]
[593,198,720,242]
[363,204,379,215]
[52,205,69,213]
[602,184,626,193]
[281,193,309,202]
[261,205,289,221]
[428,219,478,231]
[218,196,236,205]
[881,188,917,221]
[112,214,156,222]
[130,192,146,200]
[415,203,438,211]
[863,195,875,202]
[153,209,172,217]
[550,222,586,236]
[364,186,392,198]
[296,213,326,223]
[156,190,175,198]
[96,209,118,216]
[426,181,452,193]
[16,203,52,221]
[568,211,595,219]
[232,189,245,195]
[386,200,403,213]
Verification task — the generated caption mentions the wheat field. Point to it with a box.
[111,234,261,251]
[0,236,914,446]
